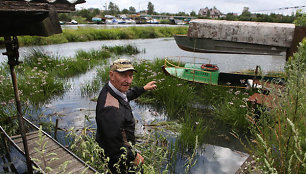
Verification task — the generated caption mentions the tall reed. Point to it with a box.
[245,39,306,173]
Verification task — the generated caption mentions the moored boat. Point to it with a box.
[174,19,306,58]
[174,34,288,56]
[162,56,284,88]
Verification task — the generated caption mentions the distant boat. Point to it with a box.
[162,56,284,88]
[70,20,78,25]
[125,18,136,24]
[117,19,126,24]
[174,19,185,25]
[92,17,102,24]
[146,19,159,24]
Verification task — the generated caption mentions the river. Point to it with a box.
[0,37,286,73]
[0,37,287,173]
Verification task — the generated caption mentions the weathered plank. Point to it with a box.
[12,131,96,173]
[0,1,75,12]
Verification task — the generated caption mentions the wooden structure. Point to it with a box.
[0,0,93,173]
[10,117,97,173]
[0,0,85,36]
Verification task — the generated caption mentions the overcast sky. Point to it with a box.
[76,0,306,15]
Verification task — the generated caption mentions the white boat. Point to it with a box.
[70,20,78,24]
[125,18,136,24]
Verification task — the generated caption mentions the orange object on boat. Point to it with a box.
[201,64,219,71]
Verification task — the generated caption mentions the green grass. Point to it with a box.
[15,26,188,47]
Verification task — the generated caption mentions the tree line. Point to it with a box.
[58,1,305,25]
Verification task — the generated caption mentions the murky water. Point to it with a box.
[0,138,28,173]
[0,37,287,173]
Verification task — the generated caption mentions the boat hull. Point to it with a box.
[174,35,287,56]
[162,65,284,88]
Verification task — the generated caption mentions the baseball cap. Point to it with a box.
[110,59,137,72]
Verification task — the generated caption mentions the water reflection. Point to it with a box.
[0,138,28,173]
[175,144,248,174]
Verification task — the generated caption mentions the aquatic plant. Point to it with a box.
[213,88,251,132]
[102,44,142,55]
[177,114,208,151]
[66,114,172,173]
[184,136,198,174]
[243,39,306,173]
[32,126,72,173]
[132,59,196,118]
[67,126,110,173]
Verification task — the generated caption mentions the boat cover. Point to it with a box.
[188,19,295,47]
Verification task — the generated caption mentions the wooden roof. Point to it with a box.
[0,0,85,13]
[0,0,85,36]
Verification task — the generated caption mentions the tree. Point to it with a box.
[129,6,136,14]
[225,13,237,21]
[92,8,100,16]
[177,12,188,16]
[147,2,154,15]
[206,9,210,18]
[77,9,95,21]
[190,11,196,16]
[58,13,72,22]
[239,7,251,21]
[294,9,306,26]
[108,2,120,15]
[121,8,129,14]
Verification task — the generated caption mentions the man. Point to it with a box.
[96,59,157,173]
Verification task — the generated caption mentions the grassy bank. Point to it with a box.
[12,26,188,46]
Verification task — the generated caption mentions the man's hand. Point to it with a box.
[134,153,144,166]
[144,81,157,91]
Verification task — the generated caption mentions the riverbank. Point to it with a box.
[0,26,188,47]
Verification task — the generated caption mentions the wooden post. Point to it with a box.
[3,36,33,173]
[54,118,59,141]
[286,26,306,60]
